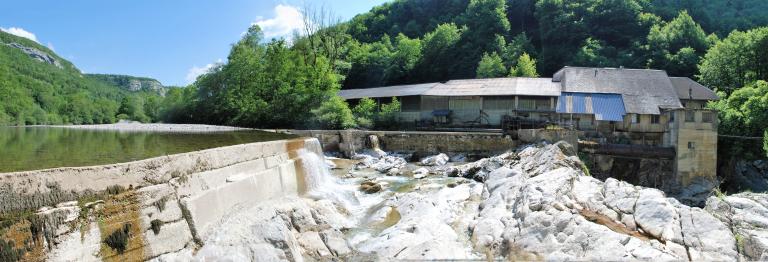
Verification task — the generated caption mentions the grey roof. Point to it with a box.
[338,83,438,99]
[422,78,560,97]
[555,67,683,114]
[669,77,719,101]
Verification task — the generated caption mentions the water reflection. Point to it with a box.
[0,127,293,172]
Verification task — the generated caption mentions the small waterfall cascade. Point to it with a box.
[366,135,387,157]
[297,139,360,210]
[368,135,381,151]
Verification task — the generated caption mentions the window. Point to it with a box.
[400,96,421,112]
[651,115,660,124]
[483,96,514,110]
[685,111,695,122]
[702,112,714,123]
[688,142,696,149]
[630,114,640,123]
[669,112,675,122]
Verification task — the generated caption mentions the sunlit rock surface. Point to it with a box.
[151,141,764,261]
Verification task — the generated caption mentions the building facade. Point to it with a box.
[339,67,719,187]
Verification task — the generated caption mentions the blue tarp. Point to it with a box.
[557,92,626,121]
[432,109,451,116]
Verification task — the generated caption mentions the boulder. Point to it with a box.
[412,168,429,179]
[420,153,449,166]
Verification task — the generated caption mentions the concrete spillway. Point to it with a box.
[0,137,328,261]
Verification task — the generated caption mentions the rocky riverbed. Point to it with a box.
[149,141,767,261]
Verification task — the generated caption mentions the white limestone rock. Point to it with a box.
[420,153,449,166]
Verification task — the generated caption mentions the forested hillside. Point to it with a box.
[0,31,164,125]
[340,0,768,89]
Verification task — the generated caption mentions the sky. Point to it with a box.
[0,0,389,86]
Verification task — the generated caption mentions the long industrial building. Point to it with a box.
[339,66,719,187]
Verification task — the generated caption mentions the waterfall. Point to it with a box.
[297,139,359,211]
[368,135,381,151]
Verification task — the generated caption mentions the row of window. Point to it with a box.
[629,111,715,125]
[683,111,714,123]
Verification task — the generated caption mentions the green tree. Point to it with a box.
[385,34,422,84]
[352,97,377,129]
[573,38,612,67]
[476,52,507,78]
[461,0,510,52]
[535,0,589,74]
[414,23,464,82]
[708,80,768,159]
[494,33,536,68]
[647,10,710,76]
[377,97,401,129]
[698,27,768,93]
[510,53,539,77]
[764,130,768,158]
[311,95,356,130]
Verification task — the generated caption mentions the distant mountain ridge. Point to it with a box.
[86,74,167,96]
[0,30,164,125]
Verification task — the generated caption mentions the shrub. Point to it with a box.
[104,223,131,253]
[0,239,24,262]
[105,185,126,195]
[352,97,377,129]
[311,95,356,130]
[377,97,401,130]
[764,130,768,158]
[150,219,163,235]
[152,196,169,212]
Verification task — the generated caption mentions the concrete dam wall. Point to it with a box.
[0,137,322,261]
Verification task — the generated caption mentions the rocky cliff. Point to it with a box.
[86,74,167,96]
[4,42,62,69]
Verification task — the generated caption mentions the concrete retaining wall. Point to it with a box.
[0,137,319,261]
[289,130,518,157]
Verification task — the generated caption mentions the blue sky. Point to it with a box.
[0,0,389,86]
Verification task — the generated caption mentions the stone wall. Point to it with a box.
[289,130,518,157]
[0,137,319,261]
[516,129,580,148]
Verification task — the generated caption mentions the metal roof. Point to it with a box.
[669,77,719,101]
[338,83,438,99]
[423,78,560,97]
[557,92,626,121]
[555,67,682,115]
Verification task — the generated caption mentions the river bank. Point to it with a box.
[49,123,253,132]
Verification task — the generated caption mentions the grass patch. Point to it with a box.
[735,233,745,252]
[0,239,25,262]
[577,152,593,176]
[97,190,145,261]
[105,185,126,195]
[104,223,131,253]
[714,188,726,201]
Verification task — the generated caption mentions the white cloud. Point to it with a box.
[1,27,38,43]
[254,5,305,40]
[185,59,223,84]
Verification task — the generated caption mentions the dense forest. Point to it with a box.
[0,31,165,125]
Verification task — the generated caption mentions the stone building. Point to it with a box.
[338,66,719,189]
